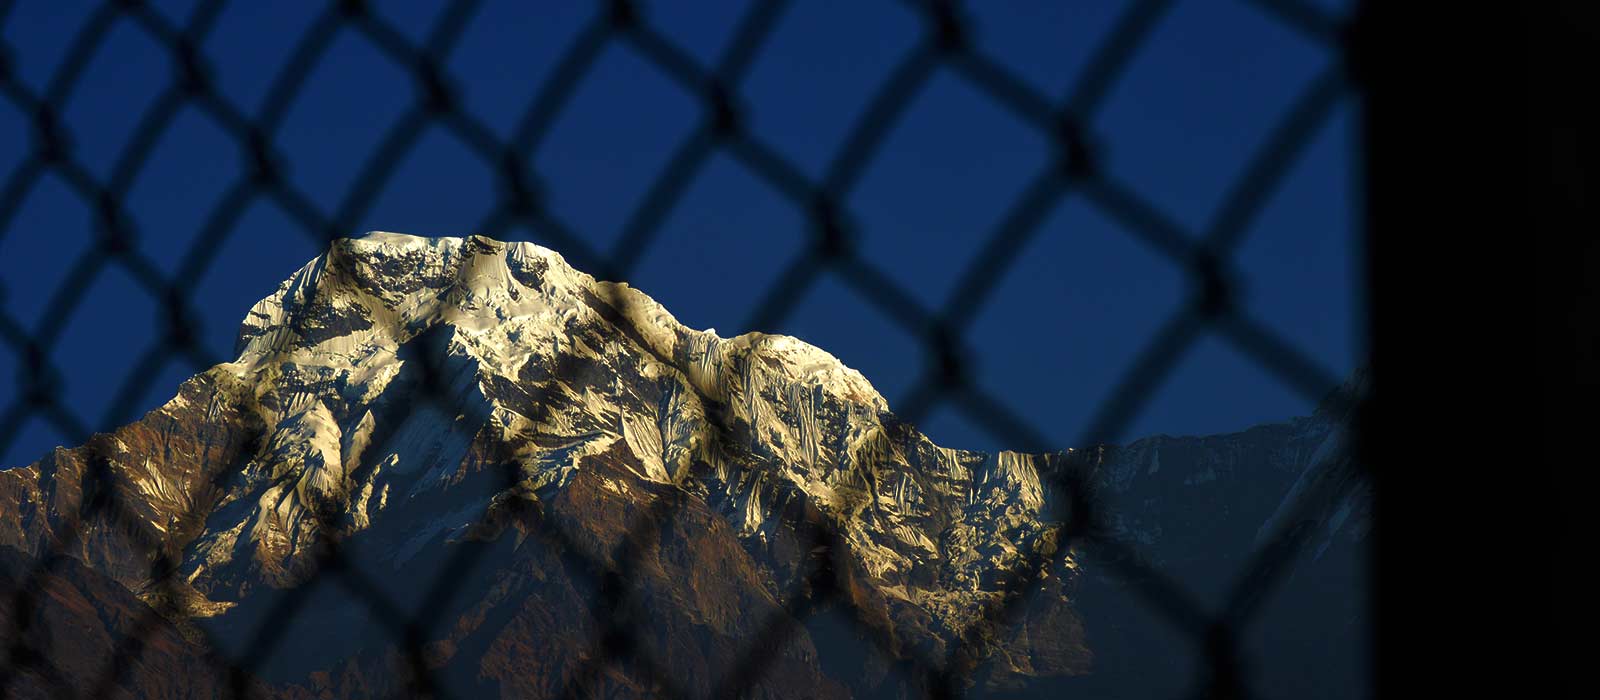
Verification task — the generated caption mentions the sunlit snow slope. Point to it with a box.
[1,232,1105,697]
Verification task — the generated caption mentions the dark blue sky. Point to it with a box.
[0,0,1359,469]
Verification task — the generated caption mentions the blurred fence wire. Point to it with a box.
[0,0,1366,698]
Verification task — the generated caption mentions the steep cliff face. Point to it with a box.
[0,232,1093,697]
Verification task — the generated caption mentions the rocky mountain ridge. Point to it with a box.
[1,232,1097,697]
[0,232,1365,699]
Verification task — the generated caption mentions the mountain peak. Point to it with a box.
[235,231,889,415]
[2,231,1090,694]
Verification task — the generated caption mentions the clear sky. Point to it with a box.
[0,0,1359,469]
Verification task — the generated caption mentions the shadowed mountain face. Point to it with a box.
[0,233,1365,699]
[0,545,239,700]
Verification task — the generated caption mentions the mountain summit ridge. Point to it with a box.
[2,231,1092,697]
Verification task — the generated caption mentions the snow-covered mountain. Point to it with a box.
[0,232,1365,699]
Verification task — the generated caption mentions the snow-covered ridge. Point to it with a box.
[0,229,1367,694]
[194,232,1065,613]
[0,231,1077,682]
[232,231,888,415]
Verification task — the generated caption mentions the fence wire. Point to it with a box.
[0,0,1365,698]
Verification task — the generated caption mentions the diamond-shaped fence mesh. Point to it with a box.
[0,0,1368,698]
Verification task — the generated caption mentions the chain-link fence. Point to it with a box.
[0,0,1367,698]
